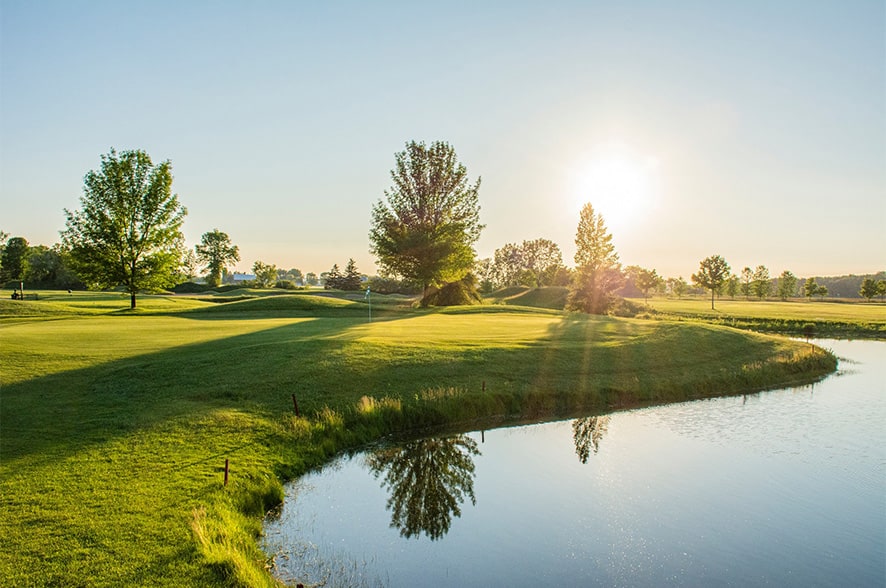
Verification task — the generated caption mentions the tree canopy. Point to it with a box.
[0,236,29,283]
[566,203,623,314]
[369,140,483,304]
[61,149,186,309]
[196,229,239,287]
[692,254,730,310]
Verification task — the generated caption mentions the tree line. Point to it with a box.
[2,144,883,309]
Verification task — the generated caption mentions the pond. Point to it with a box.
[263,339,886,587]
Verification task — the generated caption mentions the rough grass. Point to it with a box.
[0,291,838,586]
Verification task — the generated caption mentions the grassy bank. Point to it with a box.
[0,292,837,586]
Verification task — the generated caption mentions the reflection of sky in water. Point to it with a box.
[265,340,886,588]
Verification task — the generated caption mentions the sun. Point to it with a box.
[570,147,661,234]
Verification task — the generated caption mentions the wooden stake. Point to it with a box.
[224,459,229,486]
[292,393,300,417]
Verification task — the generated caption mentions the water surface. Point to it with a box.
[264,339,885,587]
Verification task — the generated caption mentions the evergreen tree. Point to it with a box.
[566,203,623,314]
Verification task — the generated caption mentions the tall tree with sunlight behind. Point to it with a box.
[369,141,483,304]
[61,149,186,309]
[567,203,623,314]
[692,254,731,310]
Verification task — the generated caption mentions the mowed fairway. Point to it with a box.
[0,294,837,586]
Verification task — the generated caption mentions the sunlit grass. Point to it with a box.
[0,291,838,586]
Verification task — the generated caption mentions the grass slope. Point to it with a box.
[0,293,837,586]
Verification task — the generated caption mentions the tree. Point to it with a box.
[634,267,661,305]
[305,272,318,287]
[667,276,688,298]
[566,203,623,314]
[751,265,771,299]
[0,236,30,283]
[323,264,343,289]
[196,229,239,288]
[692,254,730,310]
[740,267,754,299]
[521,238,564,287]
[725,274,740,299]
[878,280,886,301]
[180,249,199,282]
[777,270,798,301]
[859,277,879,301]
[62,149,186,309]
[370,140,483,303]
[491,242,523,287]
[252,260,278,288]
[803,277,828,300]
[341,258,363,291]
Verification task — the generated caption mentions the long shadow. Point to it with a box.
[1,309,788,471]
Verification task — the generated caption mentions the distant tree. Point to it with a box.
[324,264,343,289]
[0,236,30,283]
[692,254,731,310]
[180,249,199,282]
[196,229,239,288]
[370,140,483,303]
[777,270,798,301]
[491,243,523,287]
[803,277,828,300]
[740,267,754,299]
[341,258,363,291]
[474,257,496,293]
[252,260,278,288]
[62,149,187,309]
[634,267,661,305]
[22,244,81,288]
[566,203,623,314]
[751,265,771,299]
[667,276,688,298]
[305,272,319,287]
[725,274,740,299]
[878,280,886,301]
[521,238,564,287]
[859,277,879,301]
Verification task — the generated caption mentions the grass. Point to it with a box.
[0,290,839,586]
[632,296,886,338]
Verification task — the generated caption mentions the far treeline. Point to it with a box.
[2,144,884,309]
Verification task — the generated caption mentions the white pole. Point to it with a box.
[366,287,372,322]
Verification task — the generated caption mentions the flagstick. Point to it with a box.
[366,287,372,322]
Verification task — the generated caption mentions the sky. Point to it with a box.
[1,0,884,279]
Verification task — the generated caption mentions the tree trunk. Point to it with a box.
[710,289,715,310]
[131,291,137,309]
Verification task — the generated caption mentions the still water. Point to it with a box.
[264,340,886,587]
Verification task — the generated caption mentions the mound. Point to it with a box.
[186,294,361,314]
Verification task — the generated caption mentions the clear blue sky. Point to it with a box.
[2,0,883,279]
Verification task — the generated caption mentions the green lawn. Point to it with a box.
[0,291,838,586]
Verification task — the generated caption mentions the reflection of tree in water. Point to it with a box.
[572,415,611,464]
[366,435,480,540]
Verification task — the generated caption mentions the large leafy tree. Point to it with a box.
[370,140,483,303]
[0,236,30,283]
[566,203,623,314]
[62,149,186,309]
[692,254,730,310]
[196,229,239,287]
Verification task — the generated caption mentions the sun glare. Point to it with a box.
[570,147,661,234]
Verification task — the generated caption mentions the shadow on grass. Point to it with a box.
[0,310,828,471]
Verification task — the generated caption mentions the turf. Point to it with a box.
[0,291,839,586]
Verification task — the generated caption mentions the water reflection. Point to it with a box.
[366,435,480,540]
[572,415,611,464]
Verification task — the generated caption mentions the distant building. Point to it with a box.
[230,272,255,283]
